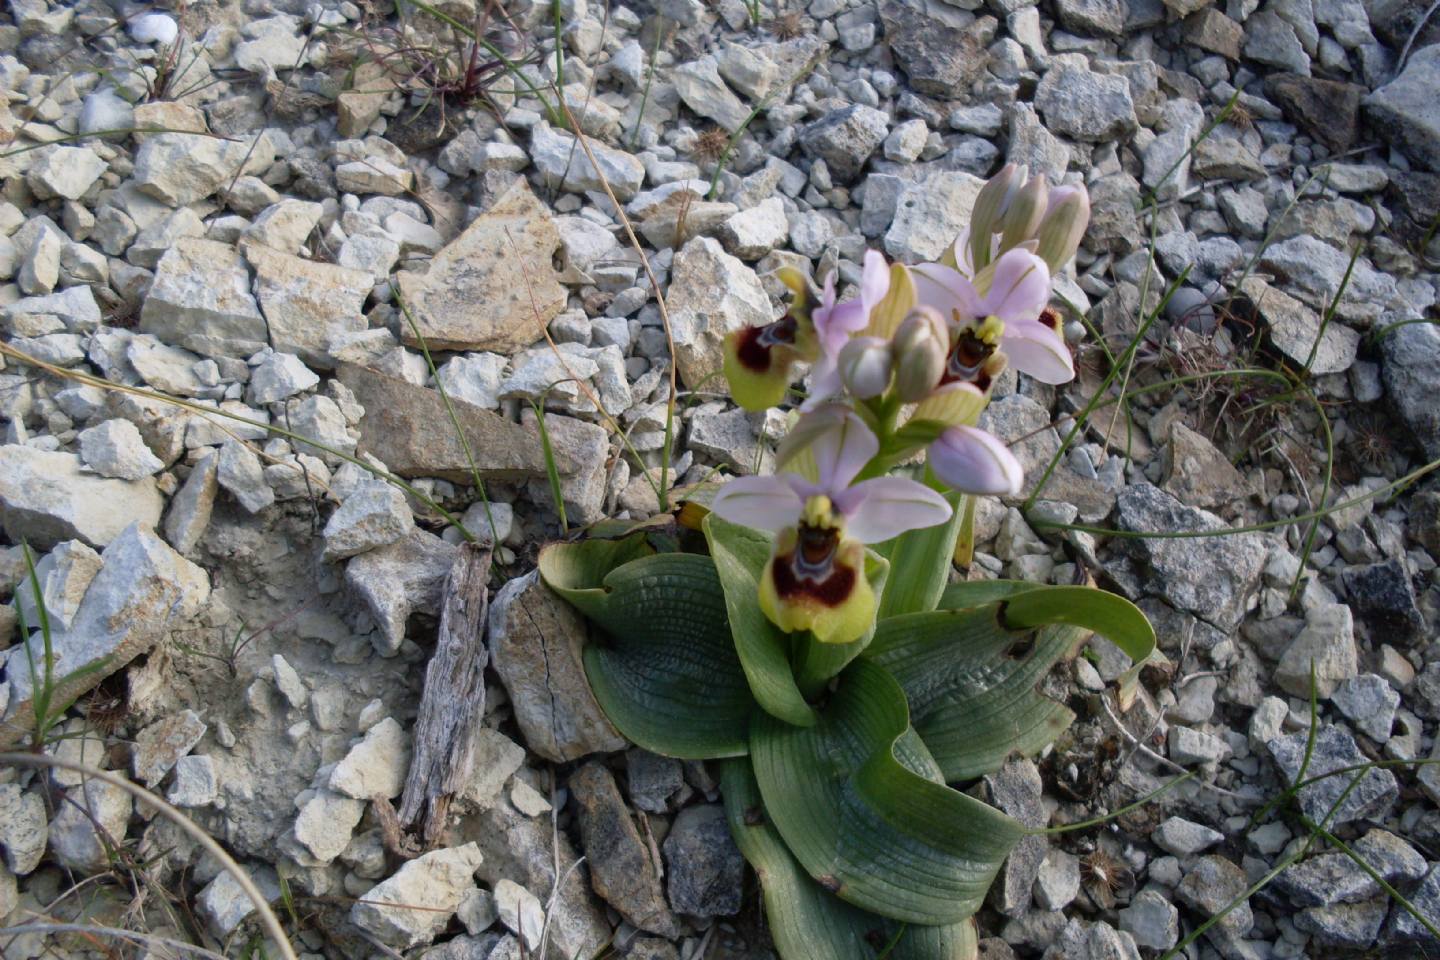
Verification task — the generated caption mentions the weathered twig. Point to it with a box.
[396,543,493,846]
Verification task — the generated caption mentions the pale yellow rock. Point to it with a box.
[396,178,568,354]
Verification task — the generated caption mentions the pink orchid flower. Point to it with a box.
[710,408,951,643]
[806,250,891,408]
[912,248,1074,385]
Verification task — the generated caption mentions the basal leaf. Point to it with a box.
[539,539,753,759]
[703,515,817,728]
[1000,585,1155,662]
[876,484,963,619]
[790,547,890,695]
[867,603,1080,781]
[720,759,980,960]
[750,658,1025,925]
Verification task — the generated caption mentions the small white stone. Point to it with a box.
[436,353,508,410]
[294,789,365,862]
[493,878,544,952]
[510,779,552,817]
[129,12,178,44]
[49,779,132,873]
[330,716,410,800]
[248,352,320,404]
[27,147,107,202]
[458,887,499,934]
[350,843,484,948]
[167,755,219,807]
[13,539,103,631]
[78,418,164,480]
[322,483,415,562]
[271,653,309,708]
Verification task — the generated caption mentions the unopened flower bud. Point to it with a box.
[967,163,1026,273]
[999,175,1049,253]
[838,336,893,399]
[1035,184,1091,274]
[892,307,949,402]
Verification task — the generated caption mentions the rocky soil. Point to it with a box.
[0,0,1439,955]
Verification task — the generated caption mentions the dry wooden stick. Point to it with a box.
[397,542,493,846]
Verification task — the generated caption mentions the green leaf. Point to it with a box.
[720,759,980,960]
[539,538,754,759]
[866,603,1081,781]
[749,658,1026,925]
[1000,585,1155,662]
[537,533,656,610]
[703,515,817,728]
[791,547,890,696]
[938,578,1041,607]
[876,485,962,619]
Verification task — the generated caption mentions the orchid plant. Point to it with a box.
[540,166,1155,960]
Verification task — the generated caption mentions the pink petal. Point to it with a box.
[1002,317,1075,385]
[910,263,983,321]
[859,249,891,311]
[776,403,850,466]
[801,355,845,411]
[929,426,1024,497]
[810,409,879,492]
[814,300,867,357]
[950,228,978,279]
[983,249,1051,324]
[710,475,804,532]
[833,476,953,544]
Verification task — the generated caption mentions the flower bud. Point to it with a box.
[837,336,893,399]
[891,307,949,402]
[967,164,1026,273]
[999,175,1049,254]
[1035,184,1091,274]
[929,425,1024,497]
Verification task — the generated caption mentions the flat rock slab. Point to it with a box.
[569,762,679,936]
[1,524,209,742]
[1268,725,1399,827]
[487,571,627,763]
[397,178,567,354]
[245,243,370,369]
[336,363,557,482]
[1241,276,1358,375]
[1365,45,1440,173]
[1115,482,1267,631]
[0,446,163,550]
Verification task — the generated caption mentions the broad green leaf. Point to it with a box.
[539,539,753,759]
[703,515,817,728]
[720,759,980,960]
[1000,585,1155,662]
[867,603,1080,781]
[750,658,1025,925]
[537,532,655,611]
[939,578,1040,607]
[939,580,1156,662]
[790,548,890,695]
[876,485,963,619]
